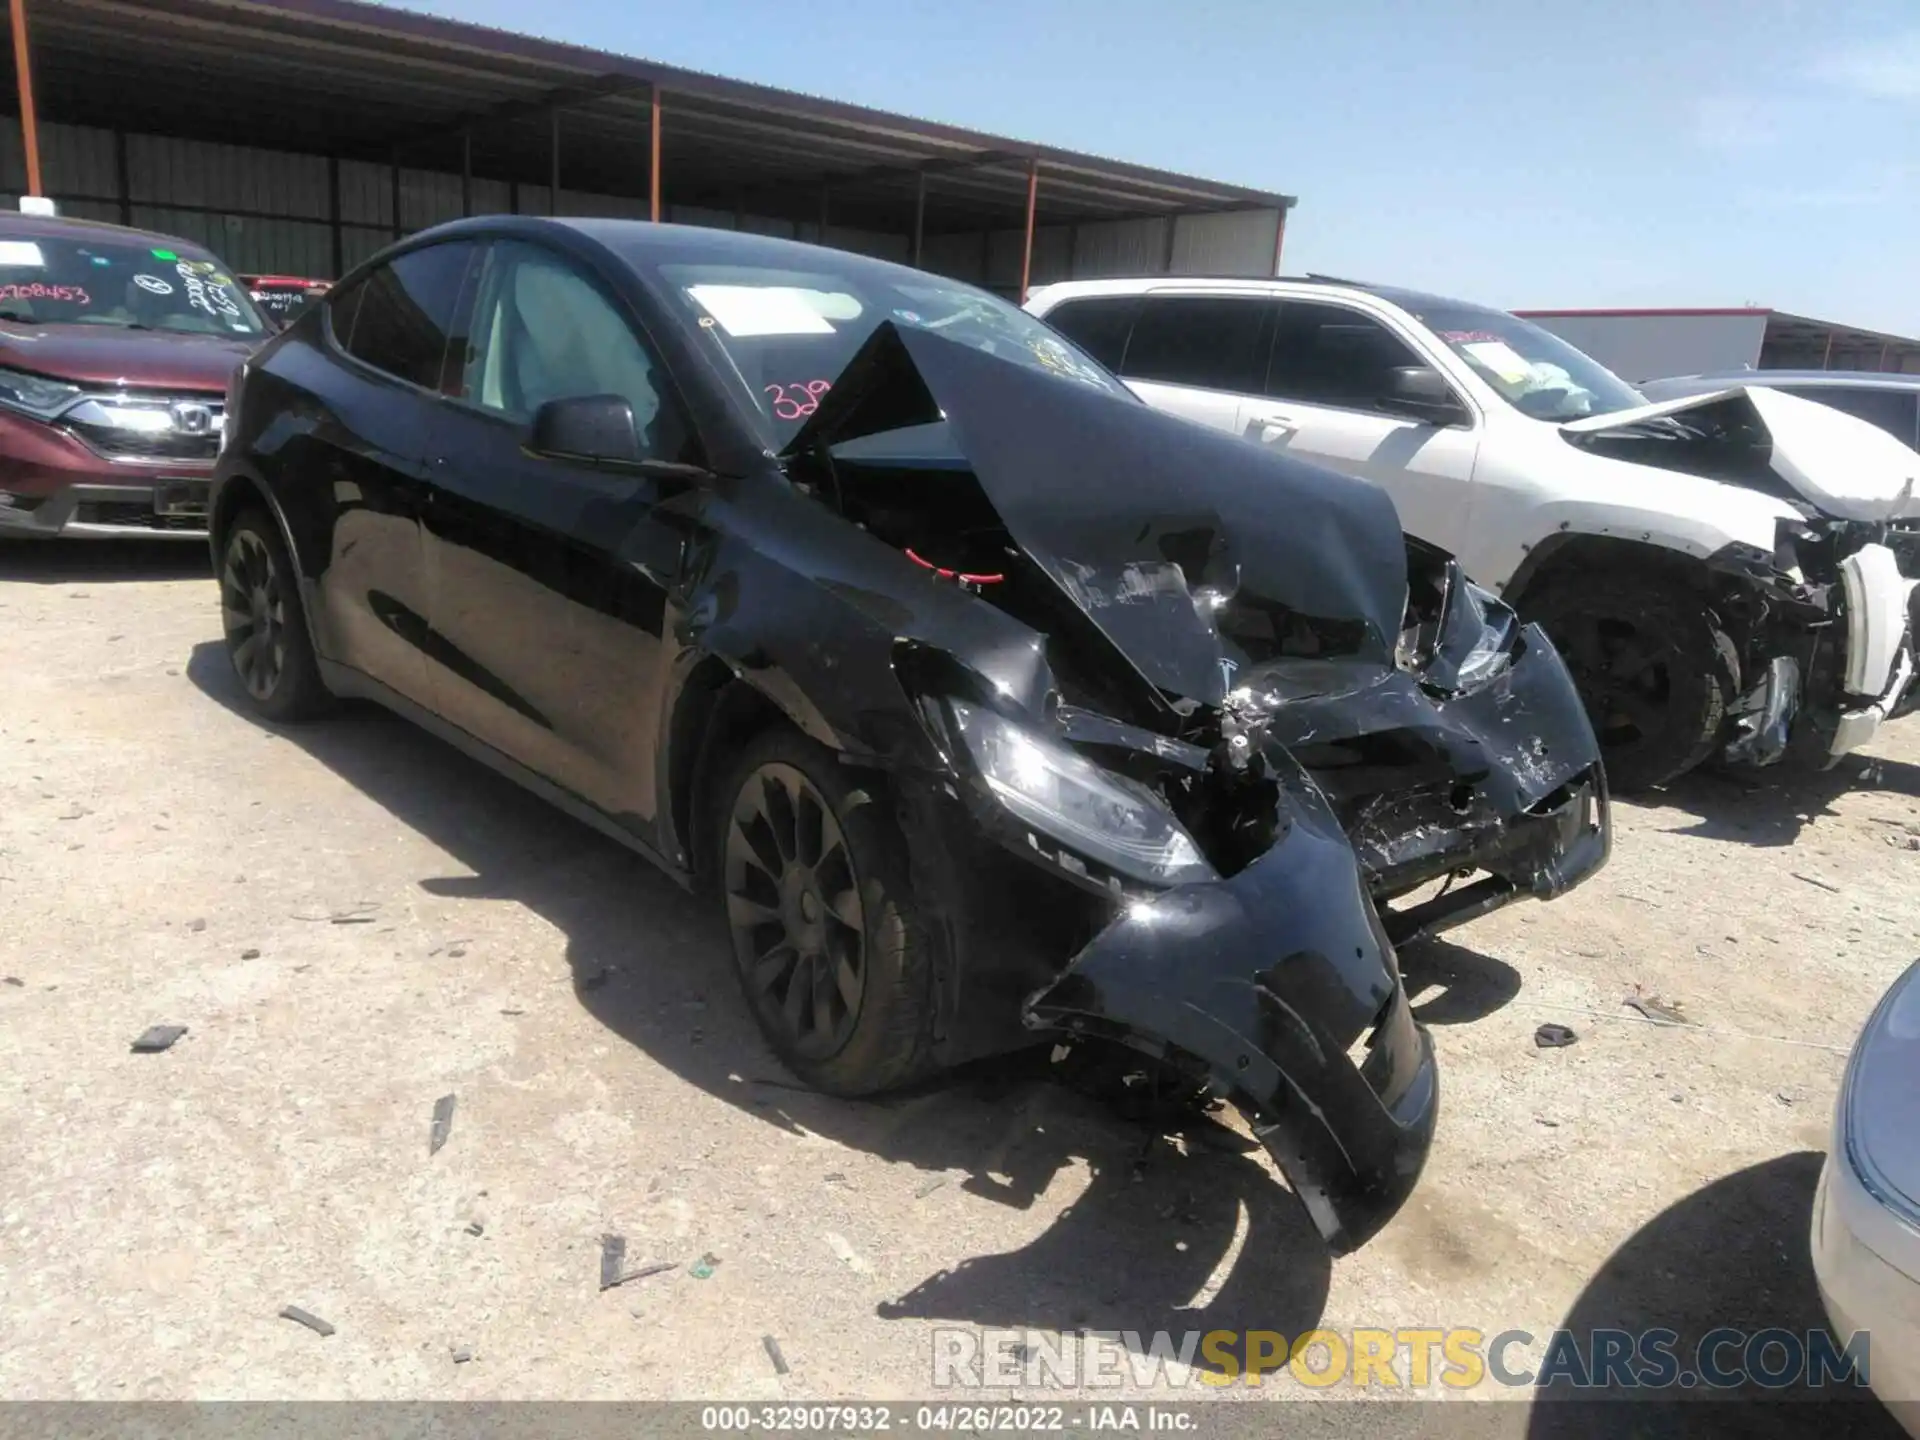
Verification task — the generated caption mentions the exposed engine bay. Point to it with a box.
[1563,389,1920,767]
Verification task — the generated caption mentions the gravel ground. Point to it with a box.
[0,540,1915,1433]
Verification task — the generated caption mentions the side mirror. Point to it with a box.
[1382,366,1468,424]
[527,395,644,465]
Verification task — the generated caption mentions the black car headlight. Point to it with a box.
[948,698,1218,887]
[0,364,82,420]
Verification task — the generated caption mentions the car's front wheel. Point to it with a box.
[219,508,331,722]
[714,728,936,1096]
[1523,569,1734,793]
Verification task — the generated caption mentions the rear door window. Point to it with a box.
[1120,295,1272,394]
[1266,300,1429,412]
[1040,295,1138,372]
[331,241,478,393]
[1777,385,1919,447]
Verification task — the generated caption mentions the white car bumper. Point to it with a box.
[1830,542,1919,762]
[1812,1120,1920,1433]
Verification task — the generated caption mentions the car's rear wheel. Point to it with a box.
[1523,570,1733,793]
[715,728,935,1096]
[219,508,330,722]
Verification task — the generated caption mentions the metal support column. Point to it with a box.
[549,108,560,213]
[1018,158,1039,302]
[649,88,662,222]
[1271,205,1289,275]
[9,0,42,197]
[1822,332,1834,370]
[389,154,401,241]
[327,155,342,277]
[911,170,926,266]
[460,128,472,218]
[1162,213,1177,273]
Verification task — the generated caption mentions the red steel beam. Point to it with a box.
[9,0,41,197]
[649,88,662,222]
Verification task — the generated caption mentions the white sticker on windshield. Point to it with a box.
[688,284,835,338]
[0,241,45,268]
[1463,340,1534,386]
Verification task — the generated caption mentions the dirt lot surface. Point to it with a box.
[1,541,1916,1431]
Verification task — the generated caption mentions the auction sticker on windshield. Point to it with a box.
[0,241,45,268]
[688,284,837,337]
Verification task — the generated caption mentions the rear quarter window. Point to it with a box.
[329,242,477,392]
[1040,295,1138,372]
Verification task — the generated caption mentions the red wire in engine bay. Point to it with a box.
[904,547,1005,586]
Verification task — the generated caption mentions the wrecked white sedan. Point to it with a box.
[1028,279,1920,791]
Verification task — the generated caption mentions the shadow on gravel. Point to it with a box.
[1650,753,1920,849]
[0,536,210,584]
[1526,1152,1903,1440]
[187,639,1333,1360]
[1398,936,1523,1027]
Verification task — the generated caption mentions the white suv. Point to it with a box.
[1026,277,1920,791]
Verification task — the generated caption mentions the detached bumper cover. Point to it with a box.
[1026,771,1438,1255]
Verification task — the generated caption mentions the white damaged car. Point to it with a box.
[1027,278,1920,791]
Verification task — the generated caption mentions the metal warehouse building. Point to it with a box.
[1515,307,1920,385]
[0,0,1294,298]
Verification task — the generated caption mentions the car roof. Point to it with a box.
[1645,369,1920,392]
[0,210,208,253]
[1024,272,1495,314]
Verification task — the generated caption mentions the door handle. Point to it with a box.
[1249,415,1297,444]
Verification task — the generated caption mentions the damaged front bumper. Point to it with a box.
[1711,524,1920,768]
[1025,766,1437,1255]
[1258,622,1612,946]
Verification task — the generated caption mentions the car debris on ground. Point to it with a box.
[130,1025,187,1053]
[428,1094,457,1155]
[1534,1023,1579,1048]
[278,1306,335,1337]
[1623,992,1693,1026]
[763,1335,790,1375]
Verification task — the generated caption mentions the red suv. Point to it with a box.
[0,213,271,538]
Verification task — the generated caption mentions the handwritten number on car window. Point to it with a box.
[763,379,832,421]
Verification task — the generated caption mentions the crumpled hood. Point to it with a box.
[1562,385,1920,522]
[783,322,1410,707]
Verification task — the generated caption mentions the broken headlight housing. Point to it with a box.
[1448,580,1516,691]
[949,698,1218,887]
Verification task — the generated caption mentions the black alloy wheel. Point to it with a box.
[723,760,868,1061]
[222,525,288,703]
[218,509,331,722]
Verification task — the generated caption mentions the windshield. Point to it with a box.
[646,257,1130,443]
[1407,303,1644,422]
[0,234,268,337]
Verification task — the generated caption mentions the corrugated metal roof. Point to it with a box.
[14,0,1294,234]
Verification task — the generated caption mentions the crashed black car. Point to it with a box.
[209,220,1609,1252]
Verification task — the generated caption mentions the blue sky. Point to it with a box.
[396,0,1920,333]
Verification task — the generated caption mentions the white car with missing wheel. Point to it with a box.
[1026,277,1920,792]
[1814,956,1920,1435]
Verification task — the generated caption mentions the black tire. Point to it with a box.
[1523,569,1735,793]
[713,728,936,1097]
[218,507,332,722]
